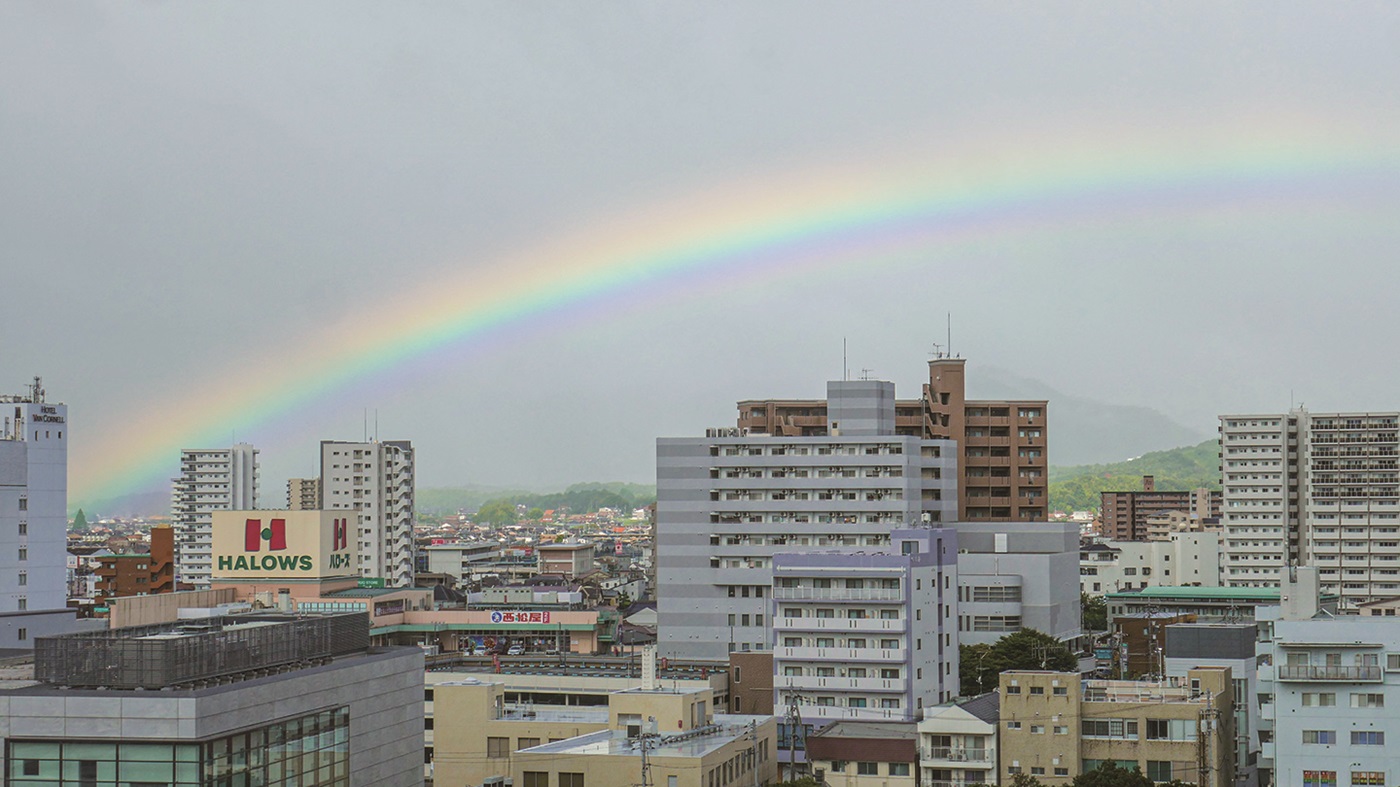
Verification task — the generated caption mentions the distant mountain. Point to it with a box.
[1047,439,1221,513]
[418,482,657,514]
[970,366,1211,466]
[76,489,170,519]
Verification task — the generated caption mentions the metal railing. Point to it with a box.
[922,747,993,763]
[1276,665,1382,682]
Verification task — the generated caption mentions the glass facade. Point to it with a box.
[7,706,349,787]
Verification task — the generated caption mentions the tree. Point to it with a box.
[770,778,821,787]
[1082,592,1107,631]
[474,500,518,526]
[1008,774,1048,787]
[1071,762,1153,787]
[526,507,545,522]
[70,509,89,532]
[960,628,1079,696]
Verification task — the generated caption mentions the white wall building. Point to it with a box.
[172,443,258,588]
[1257,569,1400,787]
[321,440,415,586]
[917,692,999,787]
[1080,532,1222,595]
[657,380,959,660]
[422,541,500,584]
[772,528,960,724]
[0,380,76,648]
[953,521,1082,646]
[1222,409,1400,609]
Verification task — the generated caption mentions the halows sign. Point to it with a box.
[211,510,355,580]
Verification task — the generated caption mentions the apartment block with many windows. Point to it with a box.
[772,529,959,724]
[321,440,415,587]
[172,443,259,588]
[737,358,1048,521]
[1220,413,1305,589]
[658,380,958,661]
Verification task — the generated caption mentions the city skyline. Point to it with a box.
[6,4,1400,506]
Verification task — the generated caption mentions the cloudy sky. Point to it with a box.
[4,2,1400,507]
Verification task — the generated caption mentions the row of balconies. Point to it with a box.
[772,586,904,601]
[777,675,907,692]
[776,645,907,662]
[774,617,908,633]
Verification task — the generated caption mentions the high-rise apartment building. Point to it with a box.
[658,380,959,660]
[320,440,415,587]
[1221,409,1400,608]
[287,477,321,509]
[171,443,258,588]
[738,357,1048,521]
[0,379,76,648]
[1100,475,1221,541]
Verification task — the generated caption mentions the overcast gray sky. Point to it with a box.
[5,2,1400,506]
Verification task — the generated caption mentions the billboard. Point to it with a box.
[212,510,355,580]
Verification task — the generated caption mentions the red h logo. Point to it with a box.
[332,518,348,551]
[245,519,287,552]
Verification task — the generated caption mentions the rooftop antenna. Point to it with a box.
[843,337,848,381]
[929,342,944,359]
[28,376,44,403]
[860,368,874,381]
[375,409,379,442]
[363,409,368,442]
[948,312,953,358]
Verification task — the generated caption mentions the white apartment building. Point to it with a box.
[772,528,960,724]
[657,380,959,660]
[321,440,415,586]
[917,692,999,787]
[0,380,77,648]
[1221,409,1400,608]
[1257,569,1400,787]
[1080,532,1222,595]
[1220,413,1303,589]
[171,442,258,588]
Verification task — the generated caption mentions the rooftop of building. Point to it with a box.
[30,612,370,690]
[809,721,917,741]
[325,586,421,598]
[521,715,771,759]
[1107,586,1283,601]
[955,691,1000,723]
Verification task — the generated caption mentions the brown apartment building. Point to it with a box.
[94,525,176,607]
[1100,476,1222,541]
[737,357,1049,521]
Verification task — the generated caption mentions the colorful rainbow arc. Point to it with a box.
[71,134,1400,507]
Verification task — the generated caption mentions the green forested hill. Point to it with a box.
[1048,439,1220,513]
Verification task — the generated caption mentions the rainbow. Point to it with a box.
[72,123,1400,507]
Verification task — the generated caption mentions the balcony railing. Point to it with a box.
[922,747,993,763]
[772,586,903,601]
[1276,665,1382,682]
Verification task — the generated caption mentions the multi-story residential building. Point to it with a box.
[1104,585,1337,629]
[772,528,959,724]
[94,524,175,605]
[538,540,595,578]
[806,721,919,787]
[657,380,959,660]
[3,612,424,786]
[1164,622,1261,787]
[1222,409,1400,608]
[1100,476,1221,542]
[737,357,1048,521]
[953,521,1082,646]
[171,442,258,587]
[321,440,415,586]
[422,541,501,585]
[1080,532,1223,595]
[917,692,1000,787]
[287,476,321,509]
[999,667,1235,787]
[1256,568,1400,787]
[1220,413,1304,590]
[0,379,75,648]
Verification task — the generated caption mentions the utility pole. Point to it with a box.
[748,720,760,787]
[784,689,808,782]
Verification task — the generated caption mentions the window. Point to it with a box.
[1350,731,1384,745]
[890,763,910,776]
[1053,686,1067,695]
[1351,693,1384,708]
[848,698,867,708]
[816,697,835,706]
[524,773,550,787]
[1030,725,1044,734]
[857,763,878,775]
[17,572,25,586]
[1029,686,1045,695]
[1303,772,1336,787]
[17,522,25,536]
[17,548,25,561]
[487,737,511,758]
[881,669,899,679]
[1055,768,1070,777]
[816,608,834,618]
[1352,772,1385,786]
[1081,719,1138,739]
[1005,685,1021,694]
[1302,693,1336,707]
[1302,730,1336,745]
[1054,725,1068,735]
[1146,761,1173,782]
[16,628,25,641]
[518,737,540,749]
[1006,721,1021,730]
[559,774,585,787]
[1145,718,1196,741]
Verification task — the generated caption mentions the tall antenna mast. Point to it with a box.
[947,313,952,358]
[843,338,848,381]
[363,409,368,442]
